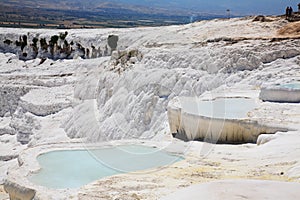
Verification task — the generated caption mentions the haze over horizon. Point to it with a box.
[2,0,300,16]
[112,0,300,15]
[1,0,300,29]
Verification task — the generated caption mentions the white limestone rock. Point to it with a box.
[259,85,300,103]
[0,117,16,136]
[167,97,288,143]
[160,180,300,200]
[9,109,41,144]
[3,180,35,200]
[0,16,300,199]
[0,85,30,117]
[19,85,74,116]
[257,133,276,145]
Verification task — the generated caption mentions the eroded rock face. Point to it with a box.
[10,108,41,144]
[4,180,36,200]
[62,100,103,141]
[107,35,119,53]
[0,85,30,117]
[0,126,16,136]
[0,118,16,136]
[110,49,143,73]
[19,85,74,116]
[0,33,119,60]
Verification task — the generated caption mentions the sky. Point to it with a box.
[113,0,300,15]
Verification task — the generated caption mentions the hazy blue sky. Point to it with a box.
[113,0,300,15]
[8,0,300,16]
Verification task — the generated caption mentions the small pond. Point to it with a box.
[280,83,300,90]
[29,145,182,189]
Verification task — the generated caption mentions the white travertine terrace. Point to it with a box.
[167,97,287,143]
[0,16,300,199]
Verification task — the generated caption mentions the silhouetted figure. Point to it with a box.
[286,6,290,19]
[226,9,231,19]
[298,3,300,12]
[289,6,293,18]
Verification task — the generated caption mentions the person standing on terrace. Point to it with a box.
[286,6,290,19]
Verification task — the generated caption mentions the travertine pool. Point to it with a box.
[29,145,182,189]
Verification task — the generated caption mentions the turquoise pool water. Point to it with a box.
[29,145,182,189]
[281,83,300,90]
[181,97,256,119]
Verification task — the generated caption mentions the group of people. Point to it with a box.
[286,6,294,19]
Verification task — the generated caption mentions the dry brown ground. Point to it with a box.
[0,185,8,200]
[278,21,300,36]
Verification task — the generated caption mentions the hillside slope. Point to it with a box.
[0,16,300,199]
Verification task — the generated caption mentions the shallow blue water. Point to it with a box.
[29,145,182,189]
[281,83,300,90]
[181,97,256,119]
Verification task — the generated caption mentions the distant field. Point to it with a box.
[0,5,186,29]
[0,2,227,29]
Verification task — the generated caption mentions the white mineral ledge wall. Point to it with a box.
[259,86,300,103]
[167,97,287,143]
